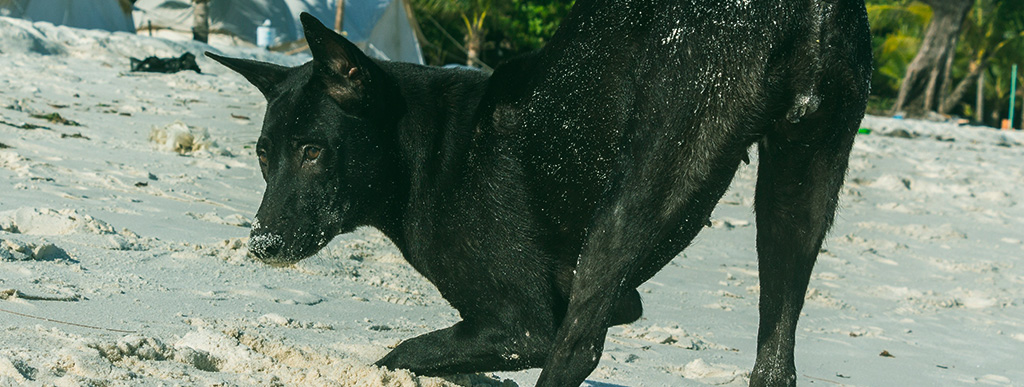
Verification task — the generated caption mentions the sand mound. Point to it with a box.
[186,212,252,228]
[83,327,494,387]
[0,238,71,261]
[674,358,747,385]
[0,17,67,55]
[0,208,115,236]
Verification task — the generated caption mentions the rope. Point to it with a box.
[0,306,137,334]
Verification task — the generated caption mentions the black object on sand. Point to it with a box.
[130,53,201,74]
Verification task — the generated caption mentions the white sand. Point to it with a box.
[1,17,1022,386]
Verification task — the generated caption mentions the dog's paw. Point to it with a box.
[749,365,797,387]
[786,93,821,124]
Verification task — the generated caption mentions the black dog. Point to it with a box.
[207,1,871,385]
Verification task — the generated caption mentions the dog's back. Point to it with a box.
[511,0,870,143]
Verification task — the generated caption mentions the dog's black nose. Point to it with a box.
[248,231,284,261]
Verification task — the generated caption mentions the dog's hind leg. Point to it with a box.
[748,116,857,386]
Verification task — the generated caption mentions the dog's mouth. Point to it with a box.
[247,203,347,266]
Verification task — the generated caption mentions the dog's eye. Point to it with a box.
[303,146,322,161]
[257,151,268,165]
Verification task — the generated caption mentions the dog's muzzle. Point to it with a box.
[248,229,297,266]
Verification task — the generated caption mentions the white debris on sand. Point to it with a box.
[1,16,1023,386]
[149,121,221,155]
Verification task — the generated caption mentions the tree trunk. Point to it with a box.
[939,59,987,115]
[192,0,210,43]
[976,71,984,122]
[466,26,482,68]
[923,59,941,112]
[892,0,973,115]
[936,34,959,114]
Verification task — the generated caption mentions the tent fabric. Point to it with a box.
[288,0,423,65]
[134,0,423,64]
[0,0,135,32]
[358,0,421,66]
[134,0,296,45]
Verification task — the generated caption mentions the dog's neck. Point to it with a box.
[365,62,492,251]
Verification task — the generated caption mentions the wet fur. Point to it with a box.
[208,1,872,386]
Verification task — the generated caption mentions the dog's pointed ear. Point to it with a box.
[300,12,371,103]
[205,52,288,97]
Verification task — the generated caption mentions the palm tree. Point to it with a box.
[867,1,932,102]
[869,0,1024,124]
[978,38,1024,125]
[413,0,493,68]
[938,0,1024,116]
[891,0,974,115]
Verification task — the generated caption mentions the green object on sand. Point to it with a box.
[858,128,871,134]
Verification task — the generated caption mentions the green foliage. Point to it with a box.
[867,95,897,115]
[962,0,1024,120]
[409,0,573,67]
[867,0,1023,124]
[410,0,488,65]
[866,1,930,100]
[494,0,575,53]
[939,0,1024,122]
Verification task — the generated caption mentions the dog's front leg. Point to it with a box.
[536,175,723,386]
[375,316,554,376]
[535,227,674,387]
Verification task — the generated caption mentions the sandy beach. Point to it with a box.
[1,17,1022,386]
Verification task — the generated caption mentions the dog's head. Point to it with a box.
[207,13,400,265]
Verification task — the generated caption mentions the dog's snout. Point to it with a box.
[248,230,285,261]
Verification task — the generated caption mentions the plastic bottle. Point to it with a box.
[256,19,275,49]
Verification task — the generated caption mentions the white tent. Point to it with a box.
[134,0,296,44]
[289,0,423,65]
[134,0,424,64]
[0,0,135,33]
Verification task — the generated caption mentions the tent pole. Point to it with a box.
[402,0,429,48]
[334,0,345,33]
